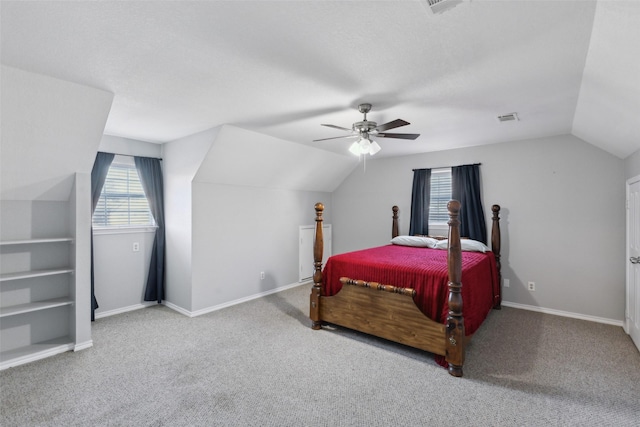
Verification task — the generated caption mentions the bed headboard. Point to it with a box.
[393,203,502,307]
[392,205,399,238]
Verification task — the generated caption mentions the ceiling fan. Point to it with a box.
[313,103,420,156]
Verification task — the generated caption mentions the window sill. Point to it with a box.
[93,226,157,236]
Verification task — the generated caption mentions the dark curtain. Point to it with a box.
[409,168,431,236]
[452,164,486,243]
[90,152,115,321]
[134,157,165,303]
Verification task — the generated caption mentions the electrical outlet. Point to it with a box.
[260,271,265,280]
[133,242,139,252]
[528,281,535,291]
[503,278,510,288]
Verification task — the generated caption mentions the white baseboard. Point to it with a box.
[94,301,157,319]
[0,342,74,371]
[162,300,191,317]
[501,301,624,327]
[74,340,93,352]
[164,281,307,318]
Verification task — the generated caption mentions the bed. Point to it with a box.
[309,200,501,377]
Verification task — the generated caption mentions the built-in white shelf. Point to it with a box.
[0,268,74,282]
[0,297,74,318]
[1,178,90,370]
[0,336,74,370]
[0,237,73,246]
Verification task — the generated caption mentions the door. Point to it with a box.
[299,225,331,282]
[627,176,640,351]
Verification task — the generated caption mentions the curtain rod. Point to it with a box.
[412,162,480,171]
[99,151,162,161]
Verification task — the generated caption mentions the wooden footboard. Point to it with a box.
[321,278,447,356]
[310,201,501,377]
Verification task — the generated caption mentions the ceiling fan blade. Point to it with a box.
[313,135,359,142]
[375,119,410,132]
[321,124,352,131]
[376,132,420,140]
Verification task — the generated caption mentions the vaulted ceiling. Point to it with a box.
[1,1,638,159]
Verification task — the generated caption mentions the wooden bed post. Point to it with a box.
[310,202,324,330]
[392,206,399,238]
[491,205,502,309]
[445,200,465,377]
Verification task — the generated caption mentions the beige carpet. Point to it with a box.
[1,284,639,426]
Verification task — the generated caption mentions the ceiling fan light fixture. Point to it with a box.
[349,141,362,156]
[358,137,371,151]
[369,140,381,155]
[313,103,419,155]
[349,136,381,156]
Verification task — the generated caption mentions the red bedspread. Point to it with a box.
[322,245,499,336]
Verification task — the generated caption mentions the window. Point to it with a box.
[428,168,452,225]
[92,159,154,228]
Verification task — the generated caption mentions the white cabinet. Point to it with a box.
[299,224,331,282]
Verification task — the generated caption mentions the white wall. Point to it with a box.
[332,134,626,322]
[99,134,162,159]
[162,128,221,311]
[93,136,163,317]
[194,125,356,192]
[0,65,113,201]
[93,229,156,316]
[162,125,351,313]
[70,173,92,348]
[625,147,640,180]
[98,126,632,322]
[189,125,352,313]
[191,182,331,312]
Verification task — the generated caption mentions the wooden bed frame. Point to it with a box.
[309,201,501,377]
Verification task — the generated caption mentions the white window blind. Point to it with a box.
[428,168,452,224]
[92,162,154,228]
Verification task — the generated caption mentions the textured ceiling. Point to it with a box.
[1,0,638,159]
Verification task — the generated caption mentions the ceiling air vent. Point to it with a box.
[497,113,519,123]
[426,0,463,14]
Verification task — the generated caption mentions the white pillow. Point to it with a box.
[391,235,438,248]
[435,239,491,253]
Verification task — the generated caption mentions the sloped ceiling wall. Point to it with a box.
[572,1,640,159]
[193,125,356,192]
[0,66,113,201]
